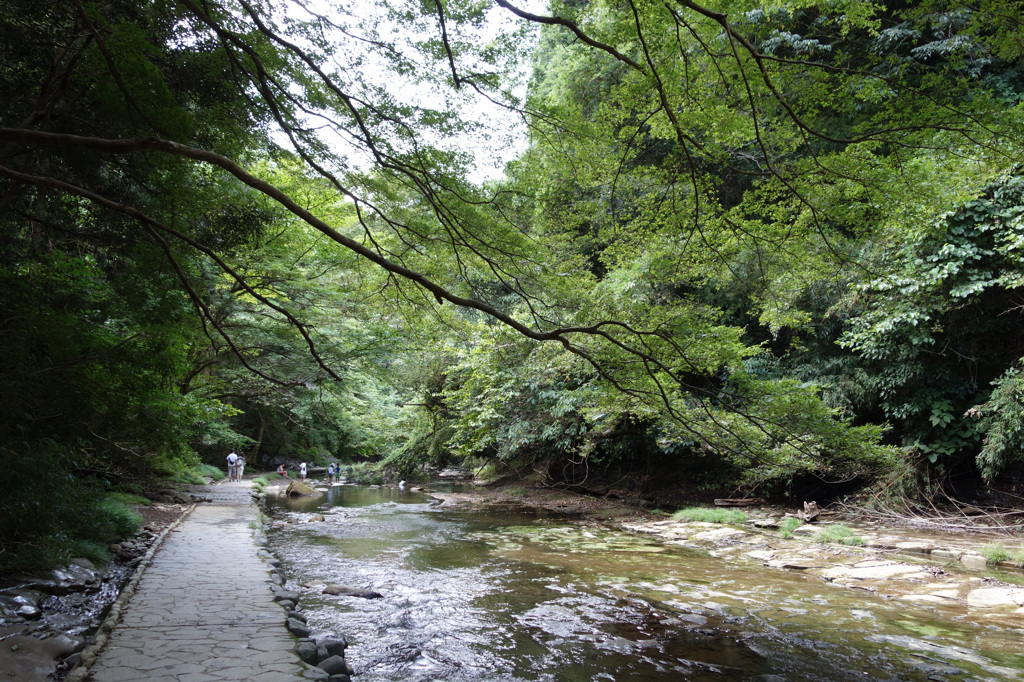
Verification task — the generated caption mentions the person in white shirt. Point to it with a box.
[226,450,239,481]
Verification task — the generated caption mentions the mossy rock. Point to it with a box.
[285,481,324,498]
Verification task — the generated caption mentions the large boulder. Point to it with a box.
[287,617,312,638]
[285,481,325,498]
[317,655,352,676]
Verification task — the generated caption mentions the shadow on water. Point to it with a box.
[267,485,1023,681]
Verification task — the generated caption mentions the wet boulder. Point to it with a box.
[271,587,301,603]
[315,636,347,657]
[287,617,311,638]
[295,640,317,663]
[286,481,325,498]
[322,584,382,599]
[317,655,352,676]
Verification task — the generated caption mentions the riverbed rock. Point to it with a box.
[691,527,746,543]
[959,553,989,570]
[820,562,929,582]
[316,636,348,657]
[317,655,352,676]
[271,587,301,602]
[286,481,325,498]
[295,640,317,663]
[322,584,383,599]
[966,587,1024,609]
[302,666,330,681]
[287,617,312,638]
[16,604,42,619]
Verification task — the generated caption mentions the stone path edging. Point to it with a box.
[65,502,197,682]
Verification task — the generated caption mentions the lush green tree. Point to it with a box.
[2,0,1023,571]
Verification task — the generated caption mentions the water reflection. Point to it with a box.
[267,485,1023,681]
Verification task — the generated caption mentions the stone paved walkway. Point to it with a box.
[86,480,303,682]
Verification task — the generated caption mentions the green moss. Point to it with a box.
[672,507,748,524]
[814,523,864,546]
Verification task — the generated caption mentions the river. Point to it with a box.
[266,485,1023,681]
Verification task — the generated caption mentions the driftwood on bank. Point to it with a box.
[714,498,765,507]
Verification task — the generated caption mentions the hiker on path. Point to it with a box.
[226,450,239,481]
[237,454,246,479]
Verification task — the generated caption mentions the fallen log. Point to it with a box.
[714,498,765,507]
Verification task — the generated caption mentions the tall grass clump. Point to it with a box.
[106,492,152,507]
[980,543,1012,565]
[778,517,803,539]
[672,507,748,524]
[198,463,226,481]
[814,523,864,546]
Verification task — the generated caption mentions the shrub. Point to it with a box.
[814,523,864,546]
[0,441,145,572]
[672,507,748,524]
[346,462,385,485]
[106,492,152,507]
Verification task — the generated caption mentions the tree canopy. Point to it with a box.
[2,0,1024,567]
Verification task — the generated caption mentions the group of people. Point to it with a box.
[225,450,246,481]
[239,456,347,484]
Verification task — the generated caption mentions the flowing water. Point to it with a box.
[267,486,1023,681]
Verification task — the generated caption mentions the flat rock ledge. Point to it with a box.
[621,516,1024,622]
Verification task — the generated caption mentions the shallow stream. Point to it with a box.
[267,486,1023,681]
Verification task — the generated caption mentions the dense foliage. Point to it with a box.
[2,0,1023,569]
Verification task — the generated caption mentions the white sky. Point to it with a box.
[274,0,550,183]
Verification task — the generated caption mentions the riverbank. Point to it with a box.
[0,490,199,681]
[0,478,346,682]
